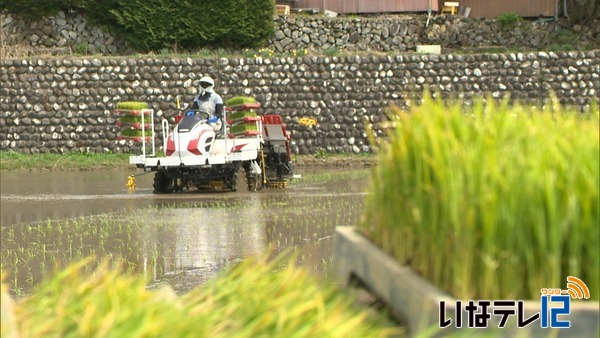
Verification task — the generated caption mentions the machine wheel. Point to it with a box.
[243,161,263,192]
[245,170,262,191]
[223,167,238,192]
[153,170,174,194]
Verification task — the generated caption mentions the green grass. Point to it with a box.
[0,151,376,172]
[1,254,399,337]
[359,92,599,301]
[0,151,131,171]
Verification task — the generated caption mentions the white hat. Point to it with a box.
[198,76,215,94]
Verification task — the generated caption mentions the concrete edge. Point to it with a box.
[333,226,600,338]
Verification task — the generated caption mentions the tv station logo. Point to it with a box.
[439,276,591,329]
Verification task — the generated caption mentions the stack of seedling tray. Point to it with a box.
[114,102,153,142]
[226,97,261,138]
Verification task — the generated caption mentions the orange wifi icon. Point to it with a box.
[566,276,590,299]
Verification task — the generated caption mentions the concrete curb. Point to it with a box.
[333,226,599,337]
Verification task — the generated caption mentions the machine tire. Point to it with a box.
[220,165,239,192]
[153,169,174,194]
[243,161,263,192]
[227,169,238,192]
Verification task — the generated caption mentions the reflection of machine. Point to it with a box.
[128,104,294,193]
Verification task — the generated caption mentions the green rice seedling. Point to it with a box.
[228,109,258,121]
[116,101,149,110]
[2,169,373,298]
[119,115,145,124]
[225,96,257,107]
[359,92,599,301]
[229,123,258,134]
[1,255,399,338]
[120,128,153,137]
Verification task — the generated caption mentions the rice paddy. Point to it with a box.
[2,167,398,336]
[1,168,372,298]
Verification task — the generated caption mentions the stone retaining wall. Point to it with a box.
[2,11,599,58]
[1,51,598,154]
[271,15,600,53]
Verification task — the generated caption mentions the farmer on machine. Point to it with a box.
[186,76,224,132]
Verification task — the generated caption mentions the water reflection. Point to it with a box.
[0,169,154,226]
[1,168,371,296]
[140,196,264,284]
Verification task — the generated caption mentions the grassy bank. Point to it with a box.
[0,152,132,171]
[0,151,376,171]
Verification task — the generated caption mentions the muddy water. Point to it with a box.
[1,167,372,296]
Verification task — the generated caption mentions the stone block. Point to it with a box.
[416,45,442,54]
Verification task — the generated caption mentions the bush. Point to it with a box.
[3,0,275,52]
[496,12,521,26]
[0,0,82,19]
[359,92,599,301]
[84,0,275,51]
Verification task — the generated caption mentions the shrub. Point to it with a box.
[496,12,522,26]
[0,0,82,19]
[84,0,275,51]
[74,42,88,55]
[4,0,275,51]
[359,92,599,301]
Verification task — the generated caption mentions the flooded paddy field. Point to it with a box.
[1,167,372,296]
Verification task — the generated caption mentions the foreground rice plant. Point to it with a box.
[1,255,398,337]
[360,94,599,300]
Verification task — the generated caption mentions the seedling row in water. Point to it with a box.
[1,169,371,297]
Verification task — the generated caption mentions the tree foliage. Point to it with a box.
[1,0,275,51]
[0,0,83,19]
[88,0,276,51]
[567,0,600,24]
